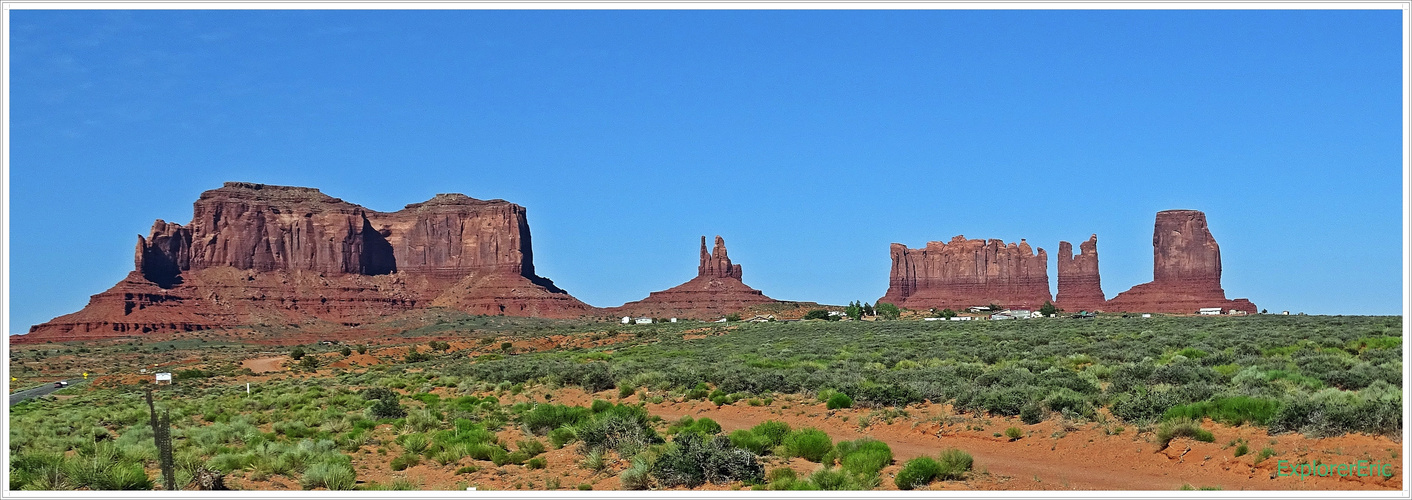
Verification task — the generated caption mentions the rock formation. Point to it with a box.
[25,182,596,341]
[879,236,1052,310]
[608,236,782,320]
[1055,234,1105,312]
[1104,210,1257,314]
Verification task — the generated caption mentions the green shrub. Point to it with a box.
[397,433,430,454]
[667,416,722,436]
[1163,396,1280,426]
[1004,427,1023,441]
[465,443,502,461]
[521,404,591,435]
[650,433,764,487]
[781,428,833,462]
[389,454,420,471]
[517,439,546,456]
[548,426,577,449]
[526,457,547,469]
[1156,419,1215,450]
[805,466,877,490]
[619,455,654,490]
[826,393,853,410]
[895,457,943,490]
[936,448,973,480]
[729,429,773,455]
[836,438,892,476]
[752,420,791,445]
[301,461,356,490]
[575,403,661,456]
[455,465,479,474]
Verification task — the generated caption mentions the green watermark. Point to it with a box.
[1276,459,1396,481]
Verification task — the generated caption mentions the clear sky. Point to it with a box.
[6,9,1405,332]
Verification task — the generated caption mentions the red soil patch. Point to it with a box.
[240,356,288,374]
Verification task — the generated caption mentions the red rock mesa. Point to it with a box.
[608,236,782,320]
[1055,234,1106,312]
[879,236,1052,310]
[24,182,596,341]
[1104,209,1257,314]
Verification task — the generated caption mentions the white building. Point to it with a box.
[634,317,653,324]
[1198,307,1222,315]
[670,318,677,323]
[621,316,631,324]
[949,316,972,321]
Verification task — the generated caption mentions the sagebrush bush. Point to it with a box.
[650,433,764,488]
[826,393,853,410]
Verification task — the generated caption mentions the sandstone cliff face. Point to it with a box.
[608,236,781,320]
[26,182,595,341]
[185,183,395,276]
[1055,234,1105,312]
[1105,210,1257,314]
[880,236,1052,310]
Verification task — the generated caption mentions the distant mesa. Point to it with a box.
[1104,209,1257,314]
[879,236,1052,310]
[879,209,1256,315]
[24,182,596,342]
[607,236,785,320]
[1055,234,1105,312]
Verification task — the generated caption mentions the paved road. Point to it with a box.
[9,380,72,405]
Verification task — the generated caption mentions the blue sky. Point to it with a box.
[7,9,1405,331]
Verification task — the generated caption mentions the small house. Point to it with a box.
[1198,307,1222,315]
[1141,313,1152,318]
[634,317,653,324]
[621,316,632,324]
[670,318,677,323]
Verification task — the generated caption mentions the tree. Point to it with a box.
[845,301,863,319]
[1261,309,1268,314]
[356,344,368,355]
[290,347,306,360]
[1039,301,1059,317]
[725,313,742,322]
[939,308,957,319]
[430,341,450,351]
[340,346,352,356]
[804,310,830,321]
[862,303,875,316]
[988,303,1002,311]
[876,302,902,320]
[299,355,319,371]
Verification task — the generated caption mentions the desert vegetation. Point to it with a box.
[7,313,1402,490]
